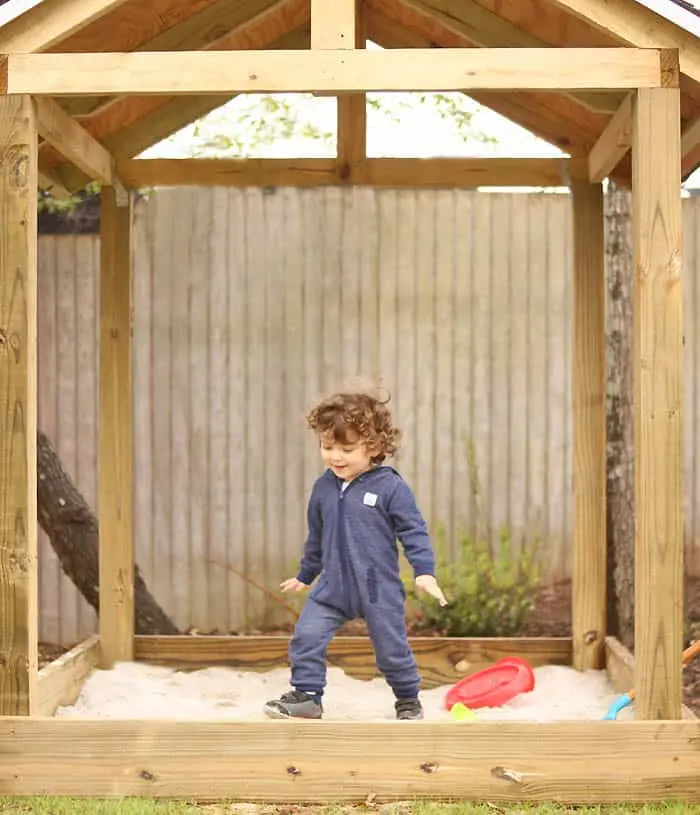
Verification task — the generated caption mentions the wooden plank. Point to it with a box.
[0,95,39,717]
[4,718,700,802]
[335,1,366,169]
[99,187,134,668]
[0,0,130,52]
[36,635,100,717]
[605,636,696,720]
[134,635,572,689]
[571,180,606,672]
[588,93,633,182]
[115,157,587,189]
[33,97,113,184]
[311,0,356,49]
[1,48,669,96]
[632,88,684,720]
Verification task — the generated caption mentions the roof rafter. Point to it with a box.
[0,0,130,52]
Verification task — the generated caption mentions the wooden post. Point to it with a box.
[99,184,134,668]
[0,95,39,716]
[337,2,366,175]
[571,179,607,672]
[632,86,683,719]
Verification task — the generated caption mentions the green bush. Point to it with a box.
[408,524,543,637]
[406,439,544,638]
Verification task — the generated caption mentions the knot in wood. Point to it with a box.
[286,765,302,777]
[419,762,438,774]
[139,769,156,781]
[584,630,599,645]
[491,766,523,785]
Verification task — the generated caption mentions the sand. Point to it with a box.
[54,661,631,721]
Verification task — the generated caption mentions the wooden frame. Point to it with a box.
[0,2,689,798]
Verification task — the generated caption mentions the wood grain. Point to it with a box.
[0,95,38,716]
[632,87,684,720]
[99,187,134,668]
[571,179,606,671]
[36,635,100,716]
[2,718,700,802]
[134,635,572,689]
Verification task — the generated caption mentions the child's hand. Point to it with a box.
[415,575,448,607]
[280,577,309,593]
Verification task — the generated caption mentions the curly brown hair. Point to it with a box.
[305,388,401,464]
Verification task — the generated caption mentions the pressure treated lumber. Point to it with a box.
[36,635,100,716]
[134,635,571,689]
[571,179,606,671]
[632,87,684,720]
[0,48,670,96]
[588,93,633,182]
[0,95,39,716]
[2,718,700,802]
[115,156,587,188]
[99,186,134,668]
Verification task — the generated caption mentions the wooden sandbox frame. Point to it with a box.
[1,0,698,803]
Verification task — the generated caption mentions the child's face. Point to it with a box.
[319,431,376,482]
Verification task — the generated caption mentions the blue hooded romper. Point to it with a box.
[289,465,436,700]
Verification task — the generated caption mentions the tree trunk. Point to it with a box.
[37,429,180,635]
[604,181,635,650]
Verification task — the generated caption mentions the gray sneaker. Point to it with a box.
[395,698,424,720]
[263,690,323,719]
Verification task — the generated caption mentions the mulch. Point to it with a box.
[37,576,700,715]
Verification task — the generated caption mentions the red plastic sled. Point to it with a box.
[444,656,535,711]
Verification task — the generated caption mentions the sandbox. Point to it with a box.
[1,631,695,805]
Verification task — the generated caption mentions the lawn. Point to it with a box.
[2,801,700,815]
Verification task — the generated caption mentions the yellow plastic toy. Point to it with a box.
[450,702,477,721]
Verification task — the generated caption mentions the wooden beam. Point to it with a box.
[311,0,356,49]
[0,48,671,96]
[335,0,366,169]
[4,718,700,801]
[546,0,700,85]
[36,635,100,717]
[33,96,113,184]
[99,186,134,669]
[398,0,624,114]
[0,95,39,717]
[114,157,588,189]
[588,93,633,182]
[0,0,130,52]
[681,113,700,178]
[134,635,572,689]
[632,87,683,721]
[571,179,606,672]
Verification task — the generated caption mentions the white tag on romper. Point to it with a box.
[363,492,378,507]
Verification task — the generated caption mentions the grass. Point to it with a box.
[2,801,700,815]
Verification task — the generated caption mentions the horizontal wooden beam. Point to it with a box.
[117,157,589,189]
[33,96,113,184]
[0,48,673,95]
[587,92,633,182]
[134,635,572,689]
[3,717,700,802]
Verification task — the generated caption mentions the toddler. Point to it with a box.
[263,388,446,721]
